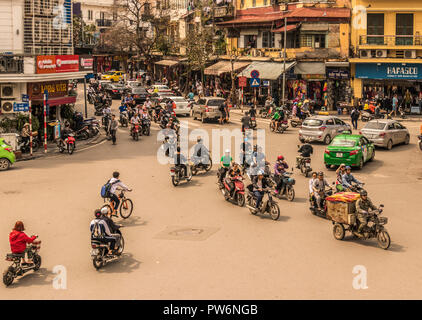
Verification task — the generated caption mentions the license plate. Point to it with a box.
[170,172,175,176]
[336,153,343,157]
[305,163,310,167]
[91,249,99,256]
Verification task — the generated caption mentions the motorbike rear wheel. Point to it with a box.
[68,143,75,155]
[93,257,103,270]
[205,158,213,172]
[248,197,258,215]
[286,187,295,201]
[377,230,391,250]
[269,203,280,221]
[419,140,422,151]
[171,176,180,186]
[236,193,245,207]
[33,254,41,271]
[119,199,133,219]
[333,223,345,240]
[3,267,15,286]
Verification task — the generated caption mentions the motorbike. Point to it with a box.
[18,133,39,153]
[332,205,391,250]
[272,171,295,201]
[418,135,422,151]
[297,153,312,178]
[91,227,124,270]
[74,125,90,141]
[131,124,141,141]
[220,175,245,207]
[102,114,112,133]
[84,119,100,138]
[170,163,193,186]
[290,118,303,128]
[119,111,129,127]
[344,182,366,193]
[309,186,334,218]
[3,237,41,286]
[249,116,257,130]
[58,134,76,154]
[246,186,281,221]
[160,112,171,129]
[141,118,151,136]
[191,153,212,175]
[270,120,289,133]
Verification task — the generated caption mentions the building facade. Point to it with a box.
[350,0,422,112]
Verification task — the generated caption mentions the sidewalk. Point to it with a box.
[17,132,106,162]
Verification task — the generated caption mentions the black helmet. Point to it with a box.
[360,190,368,197]
[94,209,102,218]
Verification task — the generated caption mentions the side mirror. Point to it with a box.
[297,145,300,148]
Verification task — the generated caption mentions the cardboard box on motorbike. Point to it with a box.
[325,192,360,225]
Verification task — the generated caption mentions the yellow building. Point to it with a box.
[351,0,422,110]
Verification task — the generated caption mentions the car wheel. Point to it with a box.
[404,135,410,145]
[325,163,331,169]
[323,135,331,145]
[386,139,393,150]
[358,157,364,170]
[369,149,375,161]
[0,158,11,171]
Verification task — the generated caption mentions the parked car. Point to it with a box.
[160,96,191,117]
[299,116,351,145]
[360,119,410,150]
[192,97,225,123]
[0,138,16,171]
[126,80,142,91]
[324,133,375,169]
[131,87,148,104]
[101,71,124,82]
[104,83,128,99]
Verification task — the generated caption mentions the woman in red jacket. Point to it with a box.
[9,221,37,264]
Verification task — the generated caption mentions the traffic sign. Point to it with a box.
[250,78,261,87]
[250,69,260,79]
[22,94,29,103]
[238,76,247,87]
[13,102,29,112]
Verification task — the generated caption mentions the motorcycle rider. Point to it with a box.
[108,114,119,145]
[296,143,313,168]
[240,136,252,169]
[219,149,233,184]
[119,102,128,126]
[21,123,31,148]
[173,146,188,178]
[355,190,378,237]
[90,209,120,255]
[252,171,271,212]
[241,111,251,133]
[312,172,331,211]
[130,112,141,136]
[225,163,242,197]
[335,164,347,192]
[342,166,363,191]
[192,137,209,165]
[107,171,132,216]
[60,121,74,147]
[274,155,289,195]
[9,221,37,265]
[309,171,318,197]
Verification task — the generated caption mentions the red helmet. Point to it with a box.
[277,155,284,161]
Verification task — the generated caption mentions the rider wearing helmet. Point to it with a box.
[219,149,233,184]
[355,190,377,236]
[252,170,271,212]
[341,166,362,191]
[90,208,121,254]
[274,156,289,194]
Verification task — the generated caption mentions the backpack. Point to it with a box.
[100,179,120,198]
[91,219,105,239]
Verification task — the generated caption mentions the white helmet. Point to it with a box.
[225,149,230,153]
[100,207,109,215]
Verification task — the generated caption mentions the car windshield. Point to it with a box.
[171,97,187,102]
[133,88,147,94]
[104,71,114,75]
[207,99,224,106]
[303,119,323,127]
[331,139,356,147]
[364,122,386,130]
[157,86,169,90]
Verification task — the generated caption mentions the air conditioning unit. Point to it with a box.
[1,100,15,114]
[1,85,17,99]
[404,50,417,59]
[359,49,371,58]
[375,49,387,58]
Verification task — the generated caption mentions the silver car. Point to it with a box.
[160,96,191,116]
[192,97,225,123]
[360,120,410,150]
[299,116,351,145]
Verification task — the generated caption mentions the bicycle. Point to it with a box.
[101,189,133,219]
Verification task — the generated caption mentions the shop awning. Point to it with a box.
[154,60,179,67]
[31,96,76,107]
[272,24,299,33]
[238,61,297,80]
[325,61,350,67]
[294,62,326,75]
[204,61,251,76]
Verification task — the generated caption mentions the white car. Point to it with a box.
[161,96,191,116]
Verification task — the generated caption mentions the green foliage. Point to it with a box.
[0,114,40,133]
[60,104,75,121]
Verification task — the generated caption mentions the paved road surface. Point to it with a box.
[1,92,421,299]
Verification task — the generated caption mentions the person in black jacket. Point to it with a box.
[296,143,313,168]
[173,147,188,177]
[251,172,271,211]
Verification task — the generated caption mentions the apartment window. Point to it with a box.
[314,34,326,48]
[252,0,256,7]
[240,0,245,8]
[245,35,257,48]
[300,34,326,48]
[100,12,105,21]
[396,13,414,45]
[263,0,268,5]
[262,31,275,48]
[88,10,93,21]
[300,34,313,47]
[367,13,384,45]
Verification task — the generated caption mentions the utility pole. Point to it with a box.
[282,17,287,105]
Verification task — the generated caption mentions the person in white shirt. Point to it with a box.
[308,172,317,195]
[130,113,140,135]
[107,172,132,215]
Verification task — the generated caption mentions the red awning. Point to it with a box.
[272,24,299,33]
[32,96,76,106]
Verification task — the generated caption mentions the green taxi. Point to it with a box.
[324,133,375,169]
[0,138,16,171]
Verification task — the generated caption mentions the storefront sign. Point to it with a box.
[262,80,270,87]
[302,74,326,80]
[327,68,349,79]
[28,81,68,100]
[36,55,80,74]
[356,63,422,80]
[79,55,94,72]
[238,76,247,87]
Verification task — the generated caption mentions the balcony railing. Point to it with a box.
[0,55,24,74]
[213,5,234,18]
[360,35,422,46]
[96,19,112,27]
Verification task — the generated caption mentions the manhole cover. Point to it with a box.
[155,226,219,241]
[169,228,204,236]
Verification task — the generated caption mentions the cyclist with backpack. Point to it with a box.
[101,172,132,216]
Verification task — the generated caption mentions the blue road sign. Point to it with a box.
[250,78,261,87]
[22,94,29,103]
[13,102,29,112]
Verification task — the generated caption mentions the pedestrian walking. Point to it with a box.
[351,107,360,130]
[392,94,398,117]
[109,114,119,145]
